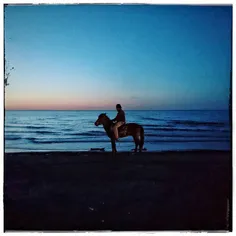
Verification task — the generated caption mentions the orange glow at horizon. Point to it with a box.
[4,87,144,110]
[5,96,140,110]
[5,99,119,110]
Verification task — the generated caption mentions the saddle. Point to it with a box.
[118,123,126,130]
[111,122,127,135]
[117,123,128,136]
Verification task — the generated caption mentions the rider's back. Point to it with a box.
[116,110,126,123]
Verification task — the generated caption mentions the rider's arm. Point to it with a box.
[112,113,118,122]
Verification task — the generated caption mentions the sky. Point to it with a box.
[4,5,232,110]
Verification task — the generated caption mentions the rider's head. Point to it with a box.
[116,104,122,112]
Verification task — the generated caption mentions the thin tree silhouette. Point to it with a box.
[4,59,14,87]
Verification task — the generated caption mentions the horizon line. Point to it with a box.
[5,109,229,111]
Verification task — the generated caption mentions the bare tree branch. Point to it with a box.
[4,59,14,87]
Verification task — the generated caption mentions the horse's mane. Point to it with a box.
[100,113,111,120]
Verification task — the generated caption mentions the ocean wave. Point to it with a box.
[141,117,165,121]
[5,130,58,135]
[145,133,229,138]
[62,128,73,131]
[142,124,174,128]
[26,137,230,144]
[5,125,49,129]
[5,135,22,140]
[25,125,50,129]
[35,130,59,135]
[6,130,229,142]
[27,138,108,144]
[69,131,105,136]
[144,127,230,132]
[169,120,227,127]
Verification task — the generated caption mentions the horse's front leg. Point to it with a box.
[111,139,117,155]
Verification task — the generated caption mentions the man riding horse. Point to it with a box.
[112,104,126,141]
[95,105,144,153]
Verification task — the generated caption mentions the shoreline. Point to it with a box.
[4,149,231,154]
[4,150,232,231]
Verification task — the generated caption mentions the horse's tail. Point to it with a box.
[140,126,144,150]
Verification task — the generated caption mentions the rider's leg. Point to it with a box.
[113,123,119,140]
[113,121,124,140]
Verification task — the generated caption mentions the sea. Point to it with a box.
[5,110,231,153]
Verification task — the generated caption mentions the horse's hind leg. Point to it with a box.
[139,144,142,152]
[133,136,139,153]
[139,140,144,152]
[133,136,144,153]
[135,143,138,153]
[139,138,143,152]
[139,128,144,152]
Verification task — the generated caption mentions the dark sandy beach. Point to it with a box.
[4,150,232,231]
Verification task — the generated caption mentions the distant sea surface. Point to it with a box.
[5,110,231,152]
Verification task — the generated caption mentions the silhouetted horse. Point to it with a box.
[95,113,144,154]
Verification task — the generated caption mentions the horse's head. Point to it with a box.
[94,113,108,126]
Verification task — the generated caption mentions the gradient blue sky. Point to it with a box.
[5,5,232,110]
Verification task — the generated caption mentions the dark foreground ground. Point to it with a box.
[4,150,232,231]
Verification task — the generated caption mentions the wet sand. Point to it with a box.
[4,150,232,231]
